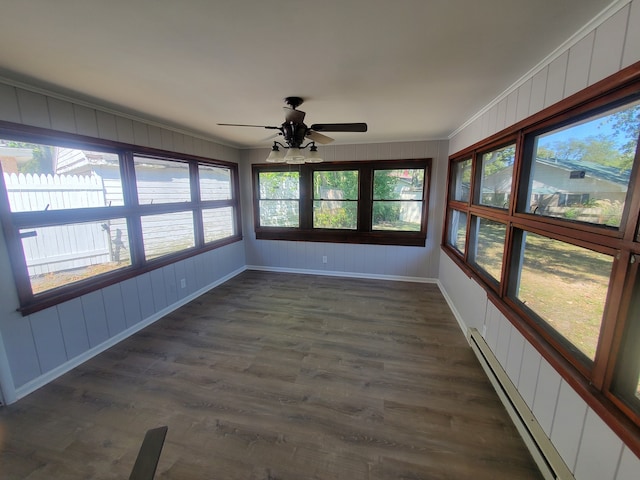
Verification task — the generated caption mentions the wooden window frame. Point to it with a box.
[442,62,640,455]
[252,159,431,247]
[0,121,242,315]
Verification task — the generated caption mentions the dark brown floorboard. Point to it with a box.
[0,271,542,479]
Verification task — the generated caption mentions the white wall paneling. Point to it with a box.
[241,140,447,282]
[442,1,640,477]
[0,77,244,404]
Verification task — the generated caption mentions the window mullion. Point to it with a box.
[300,165,313,229]
[360,166,372,232]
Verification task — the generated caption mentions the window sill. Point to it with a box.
[256,229,426,247]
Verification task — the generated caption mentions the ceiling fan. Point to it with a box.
[218,97,367,163]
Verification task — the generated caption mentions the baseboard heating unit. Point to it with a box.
[468,328,574,480]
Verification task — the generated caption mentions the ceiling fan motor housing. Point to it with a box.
[281,122,308,148]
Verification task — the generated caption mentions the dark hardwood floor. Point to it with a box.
[0,271,542,479]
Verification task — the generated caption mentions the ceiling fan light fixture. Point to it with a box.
[305,144,323,163]
[265,144,286,162]
[284,147,306,164]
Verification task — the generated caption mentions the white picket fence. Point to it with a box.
[4,171,234,278]
[4,172,112,276]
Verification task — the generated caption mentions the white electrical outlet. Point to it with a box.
[180,278,187,288]
[322,255,328,264]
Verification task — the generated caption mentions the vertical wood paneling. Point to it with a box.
[545,51,569,108]
[590,6,628,86]
[574,408,624,480]
[183,134,194,155]
[173,260,188,299]
[149,268,168,312]
[589,6,628,86]
[484,302,501,352]
[148,125,163,149]
[445,5,640,477]
[47,97,76,133]
[73,105,99,137]
[550,379,589,472]
[16,89,50,129]
[96,111,118,141]
[616,447,640,479]
[1,317,40,387]
[622,0,640,68]
[102,284,127,337]
[136,273,155,319]
[184,256,198,294]
[0,83,21,123]
[505,326,524,386]
[495,317,511,367]
[57,298,90,358]
[518,341,542,409]
[132,121,150,147]
[532,358,561,435]
[172,132,185,153]
[161,129,174,151]
[515,79,532,122]
[564,32,595,98]
[81,291,109,346]
[115,117,135,144]
[504,90,518,127]
[496,98,508,132]
[119,277,142,328]
[163,263,178,306]
[529,67,548,115]
[29,309,67,373]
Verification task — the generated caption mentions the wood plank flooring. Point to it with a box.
[0,271,542,479]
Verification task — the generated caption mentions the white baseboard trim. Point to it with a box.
[13,266,247,403]
[245,265,438,284]
[435,280,470,340]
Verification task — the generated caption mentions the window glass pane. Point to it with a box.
[314,201,357,229]
[611,271,640,417]
[511,231,613,361]
[447,209,467,254]
[372,168,424,231]
[373,168,424,200]
[199,164,231,200]
[259,171,299,199]
[202,207,234,243]
[259,201,299,227]
[313,170,358,229]
[470,216,506,283]
[372,201,421,231]
[1,142,122,212]
[313,170,358,200]
[141,211,195,260]
[450,159,472,202]
[258,171,299,227]
[134,156,191,205]
[478,144,515,208]
[522,101,639,227]
[20,219,131,295]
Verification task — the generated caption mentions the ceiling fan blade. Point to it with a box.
[284,107,305,124]
[306,131,334,145]
[310,123,367,133]
[218,123,280,129]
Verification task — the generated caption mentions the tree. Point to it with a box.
[5,141,54,174]
[607,104,640,171]
[547,134,629,170]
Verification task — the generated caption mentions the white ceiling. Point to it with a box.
[0,0,615,148]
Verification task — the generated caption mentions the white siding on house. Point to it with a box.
[442,1,640,478]
[0,82,245,405]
